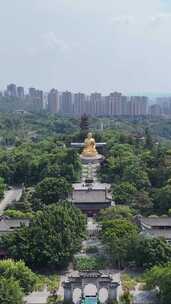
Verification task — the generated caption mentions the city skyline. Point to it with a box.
[2,81,168,118]
[1,82,171,99]
[0,0,171,93]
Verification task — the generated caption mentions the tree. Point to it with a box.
[101,219,138,268]
[0,277,23,304]
[0,259,37,294]
[107,144,136,181]
[1,203,86,268]
[102,219,138,239]
[0,177,5,199]
[132,237,171,268]
[144,128,153,149]
[123,165,150,190]
[0,136,81,186]
[98,205,134,222]
[3,209,34,219]
[112,182,137,205]
[132,191,153,214]
[120,291,133,304]
[32,177,72,208]
[153,184,171,214]
[145,263,171,304]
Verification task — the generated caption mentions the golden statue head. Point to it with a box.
[87,132,93,139]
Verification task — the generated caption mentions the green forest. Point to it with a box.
[1,113,171,303]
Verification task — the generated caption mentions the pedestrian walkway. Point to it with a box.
[81,164,100,182]
[0,187,22,215]
[24,289,50,304]
[132,284,157,304]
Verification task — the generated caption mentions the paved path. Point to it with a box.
[132,284,157,304]
[0,188,22,215]
[24,288,50,304]
[81,164,100,182]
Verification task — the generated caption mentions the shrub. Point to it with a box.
[74,256,107,271]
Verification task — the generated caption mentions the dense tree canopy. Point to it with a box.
[1,202,86,268]
[145,263,171,304]
[112,182,137,205]
[153,184,171,214]
[0,259,37,294]
[98,205,134,222]
[31,177,72,209]
[132,237,171,268]
[0,139,81,186]
[101,128,171,215]
[101,219,138,268]
[100,205,171,270]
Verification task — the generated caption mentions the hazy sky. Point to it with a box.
[0,0,171,94]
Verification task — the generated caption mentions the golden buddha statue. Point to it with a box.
[82,132,98,157]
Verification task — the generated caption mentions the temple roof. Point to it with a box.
[140,217,171,227]
[73,182,111,191]
[0,218,30,233]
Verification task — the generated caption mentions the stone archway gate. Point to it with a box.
[63,271,121,303]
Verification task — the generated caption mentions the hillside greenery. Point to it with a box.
[1,114,171,301]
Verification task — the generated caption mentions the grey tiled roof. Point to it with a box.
[143,229,171,240]
[0,218,30,233]
[73,182,111,191]
[141,217,171,227]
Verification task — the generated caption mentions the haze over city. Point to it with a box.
[0,0,171,94]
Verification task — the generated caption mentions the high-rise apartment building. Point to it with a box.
[149,104,162,117]
[17,86,24,99]
[128,96,148,116]
[36,90,43,102]
[48,89,60,113]
[89,93,102,116]
[73,93,86,116]
[103,96,110,116]
[60,91,73,114]
[6,83,17,97]
[109,92,122,116]
[157,97,171,115]
[121,96,128,116]
[28,87,44,112]
[107,92,128,116]
[29,87,36,98]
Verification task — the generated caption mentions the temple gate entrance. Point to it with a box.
[63,271,121,304]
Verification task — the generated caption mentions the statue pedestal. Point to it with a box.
[80,154,104,164]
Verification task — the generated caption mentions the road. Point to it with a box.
[0,188,23,215]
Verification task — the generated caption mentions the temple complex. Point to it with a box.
[70,133,113,215]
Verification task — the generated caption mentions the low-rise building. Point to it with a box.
[0,217,29,236]
[70,181,113,215]
[139,216,171,243]
[0,217,30,259]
